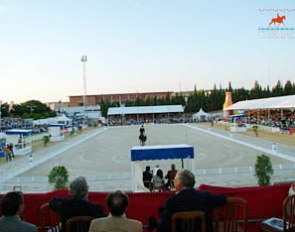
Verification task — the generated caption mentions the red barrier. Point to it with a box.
[0,183,291,232]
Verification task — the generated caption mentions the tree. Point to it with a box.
[43,135,50,146]
[284,80,293,95]
[48,166,69,190]
[254,154,274,186]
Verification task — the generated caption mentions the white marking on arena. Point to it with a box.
[184,124,295,162]
[0,128,108,183]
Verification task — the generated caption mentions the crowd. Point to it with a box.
[0,169,229,232]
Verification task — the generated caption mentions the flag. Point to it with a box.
[8,101,14,113]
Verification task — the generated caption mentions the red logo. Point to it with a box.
[269,13,286,27]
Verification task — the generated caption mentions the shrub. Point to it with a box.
[43,135,50,146]
[48,166,69,190]
[255,154,274,186]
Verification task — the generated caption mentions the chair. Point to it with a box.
[39,203,60,232]
[260,194,295,232]
[214,197,248,232]
[171,211,206,232]
[65,216,94,232]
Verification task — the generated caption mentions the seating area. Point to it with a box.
[0,183,291,232]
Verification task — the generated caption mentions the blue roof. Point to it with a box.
[6,129,33,135]
[131,144,194,161]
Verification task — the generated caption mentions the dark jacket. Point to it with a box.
[158,188,227,232]
[49,197,106,231]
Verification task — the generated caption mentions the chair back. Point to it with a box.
[39,203,60,232]
[283,194,295,231]
[214,197,248,232]
[171,211,206,232]
[65,216,94,232]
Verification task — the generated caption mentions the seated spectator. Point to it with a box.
[89,190,143,232]
[157,169,227,231]
[165,164,177,190]
[289,182,295,195]
[0,191,37,232]
[153,169,165,192]
[142,165,153,191]
[49,176,105,231]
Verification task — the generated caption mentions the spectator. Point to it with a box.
[165,164,177,190]
[0,191,37,232]
[289,182,295,195]
[142,166,153,191]
[157,169,227,231]
[89,190,143,232]
[153,169,165,192]
[49,176,105,231]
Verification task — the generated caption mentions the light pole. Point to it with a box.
[81,55,88,107]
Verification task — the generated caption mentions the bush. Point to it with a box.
[255,154,274,186]
[48,166,69,190]
[43,135,50,146]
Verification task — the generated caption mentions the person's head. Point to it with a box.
[156,169,163,178]
[107,190,128,217]
[171,164,176,171]
[174,169,195,191]
[69,176,89,199]
[145,166,150,171]
[0,191,24,216]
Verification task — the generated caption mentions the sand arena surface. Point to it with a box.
[1,124,295,192]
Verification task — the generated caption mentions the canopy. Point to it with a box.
[131,144,194,192]
[193,108,210,120]
[6,129,33,135]
[225,95,295,110]
[108,105,184,116]
[228,114,247,118]
[131,144,194,161]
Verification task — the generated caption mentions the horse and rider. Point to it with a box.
[139,125,147,146]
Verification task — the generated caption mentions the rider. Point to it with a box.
[139,125,145,135]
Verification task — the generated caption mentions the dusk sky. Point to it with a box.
[0,0,294,103]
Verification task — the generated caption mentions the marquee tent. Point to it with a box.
[225,95,295,111]
[192,108,210,121]
[130,144,194,192]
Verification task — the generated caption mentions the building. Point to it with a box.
[69,92,172,107]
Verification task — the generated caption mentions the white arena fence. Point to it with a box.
[3,163,295,185]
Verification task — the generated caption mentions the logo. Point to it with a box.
[258,9,295,39]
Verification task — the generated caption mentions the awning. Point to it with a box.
[131,144,194,161]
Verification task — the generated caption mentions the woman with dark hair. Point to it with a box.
[0,191,37,232]
[153,169,165,191]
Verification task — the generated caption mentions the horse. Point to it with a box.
[139,133,147,146]
[269,14,286,27]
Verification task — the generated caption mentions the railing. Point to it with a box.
[3,163,295,184]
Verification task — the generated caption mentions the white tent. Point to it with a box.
[193,108,210,121]
[130,144,194,192]
[225,95,295,110]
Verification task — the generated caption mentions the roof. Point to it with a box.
[131,144,194,161]
[107,105,184,116]
[6,129,33,135]
[225,95,295,110]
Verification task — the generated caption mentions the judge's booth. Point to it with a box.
[6,129,33,155]
[131,144,194,192]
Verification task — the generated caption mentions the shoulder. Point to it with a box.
[126,218,143,230]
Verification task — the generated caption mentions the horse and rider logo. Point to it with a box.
[269,13,286,27]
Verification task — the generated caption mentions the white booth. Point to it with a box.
[48,124,65,142]
[130,144,194,192]
[229,114,248,132]
[6,129,33,155]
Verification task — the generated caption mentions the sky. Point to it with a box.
[0,0,294,103]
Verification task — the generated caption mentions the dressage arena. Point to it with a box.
[1,123,295,193]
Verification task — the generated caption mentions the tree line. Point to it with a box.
[100,80,295,117]
[1,80,294,119]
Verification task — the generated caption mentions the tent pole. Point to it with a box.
[181,158,184,168]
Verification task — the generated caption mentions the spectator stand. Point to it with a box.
[130,144,194,192]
